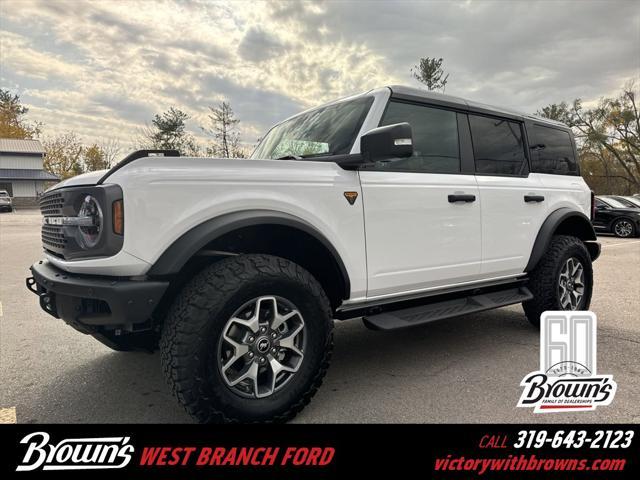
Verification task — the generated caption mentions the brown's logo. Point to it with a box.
[343,192,358,205]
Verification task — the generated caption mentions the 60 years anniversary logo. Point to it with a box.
[518,311,617,413]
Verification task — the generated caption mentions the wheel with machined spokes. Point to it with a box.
[558,257,585,310]
[218,296,306,399]
[160,254,333,423]
[613,218,635,238]
[523,235,593,327]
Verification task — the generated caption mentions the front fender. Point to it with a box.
[147,209,351,299]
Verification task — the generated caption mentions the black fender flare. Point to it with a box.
[525,208,599,272]
[147,209,351,298]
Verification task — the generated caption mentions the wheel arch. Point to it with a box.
[525,208,599,272]
[147,210,351,309]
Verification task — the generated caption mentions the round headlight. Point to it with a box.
[78,195,103,249]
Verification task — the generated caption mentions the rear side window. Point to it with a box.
[377,101,460,173]
[468,115,528,176]
[529,125,578,175]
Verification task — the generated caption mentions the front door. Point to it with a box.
[360,100,482,298]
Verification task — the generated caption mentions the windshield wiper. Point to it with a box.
[275,152,333,160]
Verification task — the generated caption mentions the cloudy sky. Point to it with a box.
[1,0,638,151]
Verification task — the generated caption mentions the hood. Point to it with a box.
[46,170,108,191]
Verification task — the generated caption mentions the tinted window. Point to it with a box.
[252,97,373,159]
[529,125,578,175]
[374,101,460,173]
[469,115,528,175]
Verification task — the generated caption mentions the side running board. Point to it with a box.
[362,286,533,331]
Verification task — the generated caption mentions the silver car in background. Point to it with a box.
[0,190,13,212]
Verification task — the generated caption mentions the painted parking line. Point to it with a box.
[602,240,640,248]
[0,407,17,424]
[0,300,3,317]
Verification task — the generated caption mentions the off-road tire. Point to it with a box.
[523,235,593,327]
[160,254,333,423]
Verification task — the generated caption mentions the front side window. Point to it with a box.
[251,96,373,160]
[529,124,578,175]
[372,100,460,173]
[469,115,528,175]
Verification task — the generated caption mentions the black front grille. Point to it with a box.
[40,191,63,217]
[41,224,67,250]
[40,191,66,255]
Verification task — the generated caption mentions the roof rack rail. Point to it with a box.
[97,149,180,185]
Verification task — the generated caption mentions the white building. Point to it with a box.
[0,138,59,206]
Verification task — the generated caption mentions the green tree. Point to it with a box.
[535,102,571,124]
[43,132,84,180]
[83,143,109,171]
[0,89,41,138]
[202,101,246,158]
[140,107,199,155]
[411,57,449,92]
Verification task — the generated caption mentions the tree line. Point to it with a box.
[0,88,249,180]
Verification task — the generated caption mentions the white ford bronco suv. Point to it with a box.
[27,86,600,423]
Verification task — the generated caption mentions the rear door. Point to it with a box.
[359,100,482,298]
[468,114,547,278]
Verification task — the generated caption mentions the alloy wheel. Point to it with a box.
[217,296,306,398]
[614,220,633,237]
[558,257,585,310]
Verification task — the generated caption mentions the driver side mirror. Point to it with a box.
[360,122,413,162]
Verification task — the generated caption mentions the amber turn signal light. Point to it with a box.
[112,199,124,235]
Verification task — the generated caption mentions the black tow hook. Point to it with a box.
[38,292,58,318]
[25,276,38,295]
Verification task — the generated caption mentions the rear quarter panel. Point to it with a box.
[532,173,592,220]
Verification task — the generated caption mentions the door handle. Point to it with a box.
[524,195,545,203]
[448,194,476,203]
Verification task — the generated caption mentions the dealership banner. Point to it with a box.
[1,424,638,478]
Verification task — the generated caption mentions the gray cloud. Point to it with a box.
[1,0,637,148]
[166,38,230,63]
[238,27,288,62]
[88,9,146,43]
[90,93,155,124]
[272,0,639,111]
[196,74,303,132]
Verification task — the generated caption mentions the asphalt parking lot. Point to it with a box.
[1,209,639,424]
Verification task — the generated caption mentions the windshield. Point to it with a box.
[602,197,629,208]
[0,191,9,197]
[251,96,373,160]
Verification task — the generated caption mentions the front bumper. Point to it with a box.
[27,260,169,330]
